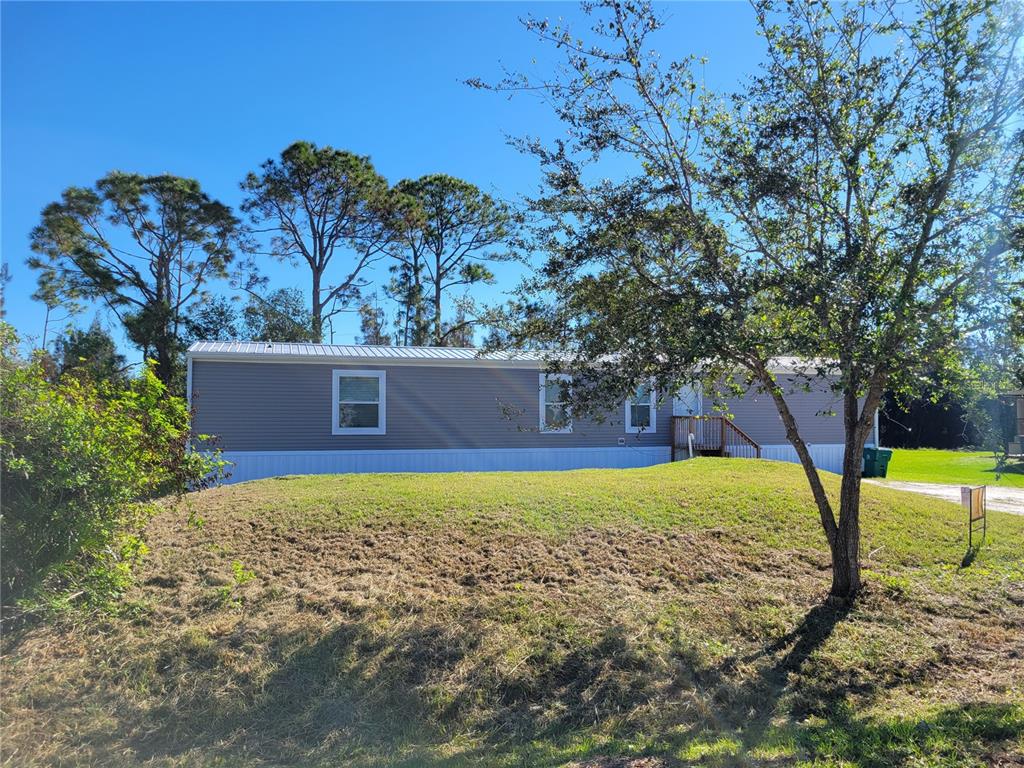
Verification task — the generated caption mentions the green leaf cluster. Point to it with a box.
[479,0,1024,596]
[28,172,239,389]
[387,173,517,346]
[0,324,226,605]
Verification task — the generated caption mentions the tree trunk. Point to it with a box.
[153,335,176,390]
[411,259,426,345]
[829,385,882,599]
[311,272,324,343]
[753,359,873,601]
[433,258,443,346]
[831,458,864,597]
[41,305,52,349]
[830,520,862,597]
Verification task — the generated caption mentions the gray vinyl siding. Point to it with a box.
[702,378,846,445]
[191,361,673,452]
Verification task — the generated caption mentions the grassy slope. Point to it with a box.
[886,448,1024,488]
[3,458,1023,767]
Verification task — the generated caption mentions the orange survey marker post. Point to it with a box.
[961,485,987,550]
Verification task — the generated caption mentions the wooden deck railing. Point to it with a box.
[672,415,761,460]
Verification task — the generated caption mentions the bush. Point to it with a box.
[0,325,223,605]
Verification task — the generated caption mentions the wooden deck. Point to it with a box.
[672,415,761,461]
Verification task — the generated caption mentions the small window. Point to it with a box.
[626,383,657,434]
[539,373,572,433]
[332,370,386,435]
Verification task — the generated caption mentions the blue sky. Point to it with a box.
[2,1,762,356]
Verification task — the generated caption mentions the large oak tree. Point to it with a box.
[477,0,1024,598]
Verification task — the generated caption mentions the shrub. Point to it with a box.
[0,324,224,605]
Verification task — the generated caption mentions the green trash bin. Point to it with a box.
[863,447,893,478]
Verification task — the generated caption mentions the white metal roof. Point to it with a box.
[187,340,549,364]
[187,341,822,374]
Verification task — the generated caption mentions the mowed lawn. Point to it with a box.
[886,448,1024,488]
[3,459,1023,767]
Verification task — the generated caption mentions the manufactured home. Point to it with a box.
[188,341,858,483]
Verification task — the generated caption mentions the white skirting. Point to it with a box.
[219,445,674,484]
[760,443,846,475]
[214,443,846,484]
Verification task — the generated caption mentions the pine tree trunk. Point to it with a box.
[433,261,443,346]
[311,272,323,343]
[154,337,175,389]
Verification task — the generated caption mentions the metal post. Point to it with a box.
[979,486,986,545]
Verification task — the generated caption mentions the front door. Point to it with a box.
[673,384,702,417]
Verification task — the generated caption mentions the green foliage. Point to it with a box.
[183,294,240,343]
[0,324,225,604]
[387,173,517,346]
[183,289,315,343]
[52,319,127,384]
[28,172,240,389]
[210,560,257,609]
[240,141,408,342]
[0,262,10,319]
[231,560,255,585]
[31,268,84,347]
[1007,277,1024,388]
[477,0,1024,597]
[387,246,431,345]
[356,294,391,345]
[241,287,315,342]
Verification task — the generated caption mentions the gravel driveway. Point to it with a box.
[865,479,1024,516]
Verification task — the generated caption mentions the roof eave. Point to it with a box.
[185,350,547,368]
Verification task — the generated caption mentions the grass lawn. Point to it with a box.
[885,448,1024,488]
[3,458,1023,767]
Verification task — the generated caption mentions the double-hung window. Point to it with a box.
[625,382,657,434]
[332,370,386,435]
[539,373,572,433]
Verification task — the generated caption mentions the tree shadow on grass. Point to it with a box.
[983,460,1024,478]
[99,611,693,766]
[792,700,1024,768]
[648,595,1024,766]
[960,545,980,568]
[666,600,854,755]
[123,618,475,764]
[78,596,1023,767]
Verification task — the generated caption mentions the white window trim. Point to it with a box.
[625,383,657,434]
[332,369,386,436]
[539,373,573,433]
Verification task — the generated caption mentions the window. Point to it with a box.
[626,383,657,434]
[332,370,386,435]
[539,374,572,433]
